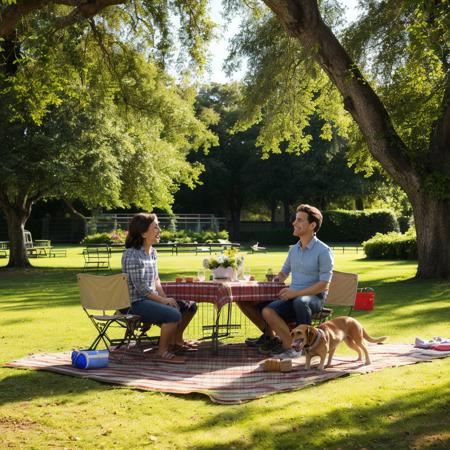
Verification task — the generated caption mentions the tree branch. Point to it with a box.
[263,0,419,193]
[0,0,51,38]
[54,0,127,29]
[0,0,127,38]
[0,185,13,209]
[63,198,87,220]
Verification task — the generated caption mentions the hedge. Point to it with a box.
[362,230,417,260]
[81,230,127,245]
[239,210,400,245]
[81,229,230,245]
[318,209,399,243]
[159,229,229,243]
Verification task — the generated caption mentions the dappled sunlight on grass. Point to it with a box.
[1,246,449,448]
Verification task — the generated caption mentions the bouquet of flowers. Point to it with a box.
[203,248,244,270]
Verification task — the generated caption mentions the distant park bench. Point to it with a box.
[82,244,111,270]
[154,242,240,255]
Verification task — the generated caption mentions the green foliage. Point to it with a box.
[319,210,400,243]
[343,0,449,172]
[0,25,217,214]
[81,229,127,245]
[178,84,391,224]
[159,229,229,243]
[239,210,399,245]
[423,172,450,200]
[363,229,417,260]
[228,12,352,156]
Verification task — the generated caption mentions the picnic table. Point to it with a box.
[0,240,8,258]
[26,239,53,257]
[161,280,284,352]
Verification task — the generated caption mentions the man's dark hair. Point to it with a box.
[125,213,156,249]
[296,204,323,233]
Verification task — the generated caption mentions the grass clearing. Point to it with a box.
[0,247,449,449]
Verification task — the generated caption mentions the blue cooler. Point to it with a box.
[71,349,109,369]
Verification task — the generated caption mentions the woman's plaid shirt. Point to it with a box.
[121,246,159,303]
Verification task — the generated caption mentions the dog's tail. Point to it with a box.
[363,329,387,344]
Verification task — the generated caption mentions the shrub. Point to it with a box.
[81,229,127,245]
[362,229,417,260]
[81,232,113,245]
[159,229,229,243]
[319,209,400,242]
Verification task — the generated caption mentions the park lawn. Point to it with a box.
[0,248,449,449]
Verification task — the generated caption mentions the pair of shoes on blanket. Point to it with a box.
[153,351,186,364]
[415,337,450,351]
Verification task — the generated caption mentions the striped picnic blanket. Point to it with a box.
[4,344,449,404]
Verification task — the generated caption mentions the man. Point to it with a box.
[261,204,334,359]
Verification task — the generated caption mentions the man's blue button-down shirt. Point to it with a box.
[281,236,333,294]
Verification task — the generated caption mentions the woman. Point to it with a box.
[122,213,197,363]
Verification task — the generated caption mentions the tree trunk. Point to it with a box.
[269,201,277,226]
[355,197,364,210]
[411,195,450,279]
[2,205,32,268]
[229,207,241,241]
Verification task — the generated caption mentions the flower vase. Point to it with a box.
[212,266,236,280]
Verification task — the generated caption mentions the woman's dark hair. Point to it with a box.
[125,213,156,249]
[296,204,323,233]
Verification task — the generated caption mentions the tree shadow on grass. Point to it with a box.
[0,369,113,406]
[0,267,118,311]
[181,380,450,449]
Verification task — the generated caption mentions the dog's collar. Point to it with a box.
[304,328,325,353]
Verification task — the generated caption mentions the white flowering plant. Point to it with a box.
[203,249,244,270]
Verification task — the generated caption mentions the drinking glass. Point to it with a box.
[197,270,206,282]
[244,267,251,282]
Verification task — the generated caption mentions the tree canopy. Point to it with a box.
[0,3,217,266]
[227,0,449,278]
[1,0,449,277]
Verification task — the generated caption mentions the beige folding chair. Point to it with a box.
[312,270,359,324]
[77,273,155,355]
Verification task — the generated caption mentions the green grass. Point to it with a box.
[0,247,449,449]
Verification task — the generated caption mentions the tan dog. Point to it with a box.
[291,316,387,370]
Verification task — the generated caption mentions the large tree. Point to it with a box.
[1,0,449,278]
[0,11,215,267]
[229,0,449,279]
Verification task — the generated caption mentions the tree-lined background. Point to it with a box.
[0,0,448,278]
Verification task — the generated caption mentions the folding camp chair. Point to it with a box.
[77,273,156,357]
[311,270,358,325]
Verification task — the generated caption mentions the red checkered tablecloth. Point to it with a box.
[161,281,285,310]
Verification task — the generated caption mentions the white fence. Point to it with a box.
[86,214,226,234]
